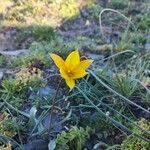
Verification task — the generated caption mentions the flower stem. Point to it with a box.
[48,79,62,133]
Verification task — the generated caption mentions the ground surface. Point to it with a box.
[0,0,150,150]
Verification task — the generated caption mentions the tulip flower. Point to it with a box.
[50,50,93,89]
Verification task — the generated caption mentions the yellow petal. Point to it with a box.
[50,53,65,69]
[65,78,75,89]
[60,68,69,79]
[65,50,80,68]
[71,67,88,79]
[79,59,93,70]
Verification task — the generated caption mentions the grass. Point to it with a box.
[15,25,57,47]
[0,0,150,149]
[0,55,7,67]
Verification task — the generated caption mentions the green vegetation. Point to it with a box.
[56,126,91,150]
[137,14,150,31]
[122,118,150,150]
[0,55,7,67]
[0,112,17,137]
[15,25,57,47]
[2,67,45,95]
[108,0,129,10]
[0,0,149,149]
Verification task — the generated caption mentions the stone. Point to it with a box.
[0,49,29,57]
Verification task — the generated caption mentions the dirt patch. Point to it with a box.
[0,27,18,51]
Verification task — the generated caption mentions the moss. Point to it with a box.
[56,126,91,150]
[2,67,46,94]
[0,112,16,137]
[121,118,150,150]
[15,67,46,86]
[1,67,46,108]
[79,113,116,142]
[11,44,51,68]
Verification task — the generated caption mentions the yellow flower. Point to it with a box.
[50,50,93,89]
